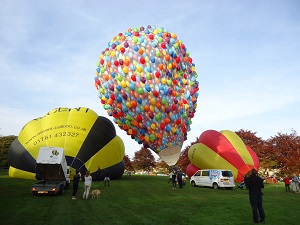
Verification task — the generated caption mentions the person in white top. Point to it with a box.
[83,171,92,199]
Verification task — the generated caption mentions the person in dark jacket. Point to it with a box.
[176,170,184,189]
[72,170,81,200]
[171,171,177,189]
[248,169,265,224]
[96,166,101,182]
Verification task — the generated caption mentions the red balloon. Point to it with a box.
[131,75,136,82]
[186,163,200,178]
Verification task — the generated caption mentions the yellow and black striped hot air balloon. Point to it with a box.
[8,107,125,180]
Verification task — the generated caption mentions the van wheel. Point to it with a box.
[213,183,218,189]
[191,181,197,187]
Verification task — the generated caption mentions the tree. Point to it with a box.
[236,129,277,174]
[0,135,17,168]
[123,154,133,172]
[236,129,300,176]
[177,146,190,173]
[266,130,300,176]
[155,158,169,174]
[132,147,155,172]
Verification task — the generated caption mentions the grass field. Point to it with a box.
[0,170,299,225]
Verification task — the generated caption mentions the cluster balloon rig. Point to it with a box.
[94,25,199,162]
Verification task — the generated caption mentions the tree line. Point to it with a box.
[1,129,300,177]
[124,129,300,178]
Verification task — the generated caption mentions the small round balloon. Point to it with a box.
[94,25,199,165]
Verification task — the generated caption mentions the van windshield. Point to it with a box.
[222,171,233,177]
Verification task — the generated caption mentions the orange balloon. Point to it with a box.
[117,103,122,110]
[131,100,137,108]
[165,54,170,61]
[144,105,150,112]
[138,48,144,55]
[158,64,164,70]
[156,102,161,109]
[165,118,170,124]
[107,99,113,105]
[132,120,139,127]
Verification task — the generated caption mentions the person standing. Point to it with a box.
[292,174,299,193]
[83,171,92,199]
[283,175,291,192]
[104,170,110,187]
[96,166,101,182]
[244,172,250,190]
[248,169,265,224]
[168,171,173,183]
[176,169,183,189]
[72,170,81,200]
[171,171,177,189]
[273,177,278,188]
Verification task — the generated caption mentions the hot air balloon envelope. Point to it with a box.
[188,130,259,181]
[8,107,125,180]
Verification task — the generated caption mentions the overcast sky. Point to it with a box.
[1,0,299,159]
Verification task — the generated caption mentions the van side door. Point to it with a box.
[193,171,201,185]
[201,170,210,187]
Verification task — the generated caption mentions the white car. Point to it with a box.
[190,169,235,189]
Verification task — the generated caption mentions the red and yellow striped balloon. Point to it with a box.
[188,130,259,181]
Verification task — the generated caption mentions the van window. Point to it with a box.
[194,171,200,176]
[222,171,233,177]
[202,171,209,176]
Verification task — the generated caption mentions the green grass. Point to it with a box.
[0,170,299,225]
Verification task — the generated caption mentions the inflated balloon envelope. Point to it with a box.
[188,130,259,181]
[8,107,125,180]
[94,25,199,165]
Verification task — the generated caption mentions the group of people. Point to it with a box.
[284,174,299,193]
[168,169,184,189]
[245,170,300,224]
[71,167,110,200]
[70,166,298,224]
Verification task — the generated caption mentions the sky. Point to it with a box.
[1,0,300,160]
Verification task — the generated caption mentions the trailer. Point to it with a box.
[31,147,70,195]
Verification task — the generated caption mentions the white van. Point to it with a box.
[190,169,235,189]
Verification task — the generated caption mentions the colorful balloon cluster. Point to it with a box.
[94,25,199,154]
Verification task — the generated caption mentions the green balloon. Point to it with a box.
[146,73,151,80]
[150,134,156,141]
[99,88,104,94]
[117,75,123,82]
[138,88,144,94]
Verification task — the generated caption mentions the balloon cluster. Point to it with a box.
[94,25,199,154]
